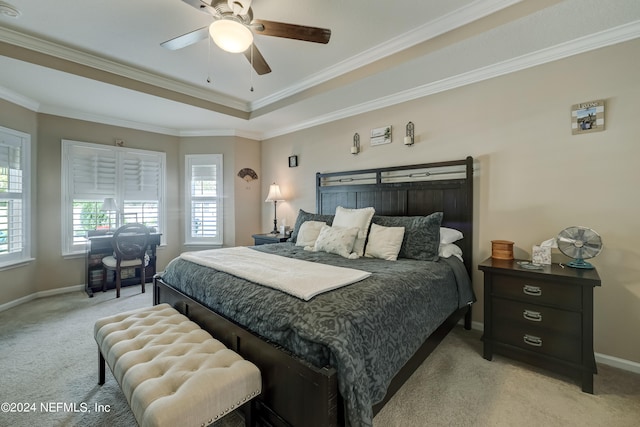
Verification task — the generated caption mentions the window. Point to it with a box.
[185,154,223,245]
[61,140,165,255]
[0,126,31,267]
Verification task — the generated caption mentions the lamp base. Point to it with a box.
[270,200,279,234]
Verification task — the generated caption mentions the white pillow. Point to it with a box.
[440,227,463,244]
[364,223,405,261]
[311,225,360,259]
[439,243,463,262]
[295,221,326,247]
[332,206,375,257]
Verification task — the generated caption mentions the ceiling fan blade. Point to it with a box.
[251,19,331,44]
[182,0,214,14]
[161,26,209,50]
[243,44,271,75]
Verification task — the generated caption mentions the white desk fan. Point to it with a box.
[557,226,602,269]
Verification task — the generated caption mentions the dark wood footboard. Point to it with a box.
[154,277,342,427]
[154,276,471,427]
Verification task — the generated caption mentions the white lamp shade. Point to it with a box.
[209,19,254,53]
[265,183,284,202]
[101,197,119,211]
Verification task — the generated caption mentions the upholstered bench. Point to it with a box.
[94,303,262,427]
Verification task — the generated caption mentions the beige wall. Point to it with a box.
[0,114,261,306]
[232,137,262,246]
[260,39,640,364]
[179,135,261,249]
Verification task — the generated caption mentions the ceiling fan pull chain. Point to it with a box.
[249,44,254,92]
[207,36,213,84]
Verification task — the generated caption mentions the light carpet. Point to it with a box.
[0,287,638,427]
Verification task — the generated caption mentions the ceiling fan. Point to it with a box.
[161,0,331,75]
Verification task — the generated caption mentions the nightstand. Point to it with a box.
[252,233,289,245]
[479,257,601,393]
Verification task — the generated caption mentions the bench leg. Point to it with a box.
[98,348,106,385]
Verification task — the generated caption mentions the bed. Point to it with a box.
[154,157,475,427]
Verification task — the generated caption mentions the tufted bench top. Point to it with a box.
[95,303,261,427]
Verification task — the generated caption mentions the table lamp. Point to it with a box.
[265,183,284,234]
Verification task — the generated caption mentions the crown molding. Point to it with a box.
[0,26,250,113]
[250,0,523,110]
[0,84,40,111]
[261,21,640,140]
[178,128,263,140]
[38,104,183,136]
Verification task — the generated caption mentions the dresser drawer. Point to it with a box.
[492,298,582,336]
[493,322,582,363]
[492,274,582,310]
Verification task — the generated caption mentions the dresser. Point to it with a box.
[85,232,162,297]
[478,257,601,393]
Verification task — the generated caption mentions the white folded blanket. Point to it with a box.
[180,247,371,301]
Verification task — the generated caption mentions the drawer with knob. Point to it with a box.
[492,321,582,362]
[492,275,582,310]
[478,257,601,393]
[492,298,581,335]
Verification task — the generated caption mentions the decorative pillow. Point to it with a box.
[364,223,405,261]
[312,225,359,259]
[439,243,463,262]
[440,227,463,244]
[332,206,375,256]
[295,221,326,247]
[372,212,443,261]
[289,209,334,243]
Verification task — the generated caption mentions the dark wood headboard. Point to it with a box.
[316,157,474,275]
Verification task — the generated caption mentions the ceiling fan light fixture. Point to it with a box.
[209,19,253,53]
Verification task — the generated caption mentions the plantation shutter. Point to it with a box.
[191,163,218,237]
[186,154,222,245]
[61,140,166,255]
[0,128,29,261]
[122,151,162,201]
[69,144,117,199]
[0,140,21,171]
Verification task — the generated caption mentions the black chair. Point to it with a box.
[102,223,150,298]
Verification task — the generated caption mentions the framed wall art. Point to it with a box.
[571,100,604,135]
[288,155,298,167]
[370,125,392,146]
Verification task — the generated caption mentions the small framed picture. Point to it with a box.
[571,100,604,135]
[288,155,298,168]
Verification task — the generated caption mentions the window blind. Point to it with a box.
[0,126,30,265]
[185,154,222,245]
[62,140,165,254]
[69,145,117,198]
[123,152,162,201]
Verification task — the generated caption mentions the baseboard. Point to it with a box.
[0,284,84,313]
[595,352,640,374]
[460,319,640,375]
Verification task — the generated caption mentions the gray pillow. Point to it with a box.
[371,212,443,261]
[289,209,334,243]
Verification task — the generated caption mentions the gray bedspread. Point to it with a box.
[159,243,475,427]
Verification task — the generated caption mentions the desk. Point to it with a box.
[85,233,161,297]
